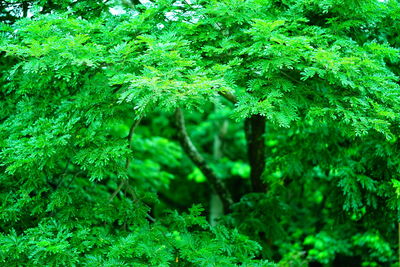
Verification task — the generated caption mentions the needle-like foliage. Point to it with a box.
[1,0,400,266]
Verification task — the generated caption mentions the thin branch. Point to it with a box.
[219,91,238,104]
[107,117,156,224]
[126,117,142,168]
[280,71,303,85]
[55,159,71,188]
[174,108,234,208]
[109,180,126,202]
[66,171,81,189]
[126,184,156,222]
[109,117,142,202]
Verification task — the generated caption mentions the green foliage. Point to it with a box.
[1,0,400,266]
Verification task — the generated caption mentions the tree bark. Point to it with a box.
[22,2,28,18]
[210,119,229,226]
[174,108,233,209]
[245,114,267,192]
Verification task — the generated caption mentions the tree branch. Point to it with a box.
[174,108,234,208]
[126,117,142,168]
[109,117,142,201]
[219,90,238,104]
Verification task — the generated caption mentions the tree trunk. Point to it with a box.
[175,108,234,209]
[22,2,28,18]
[209,120,228,226]
[245,114,266,192]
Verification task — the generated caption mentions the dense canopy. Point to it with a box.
[1,0,400,266]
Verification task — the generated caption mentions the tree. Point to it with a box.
[1,0,400,265]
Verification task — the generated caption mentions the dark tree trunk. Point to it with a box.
[22,2,28,18]
[245,114,266,192]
